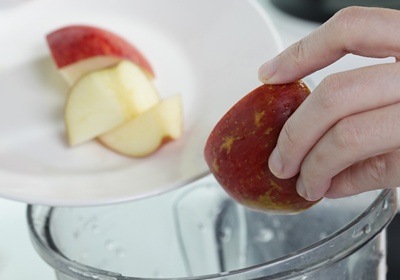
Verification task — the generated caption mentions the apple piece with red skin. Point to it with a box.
[204,81,320,214]
[46,25,154,85]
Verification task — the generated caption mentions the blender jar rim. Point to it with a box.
[27,188,397,280]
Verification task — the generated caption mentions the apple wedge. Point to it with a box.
[47,25,154,85]
[98,95,183,158]
[65,60,160,146]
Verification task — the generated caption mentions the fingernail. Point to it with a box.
[258,56,279,83]
[296,178,307,199]
[269,147,283,177]
[297,178,324,201]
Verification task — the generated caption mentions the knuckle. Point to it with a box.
[342,168,360,195]
[298,162,325,196]
[365,155,389,187]
[330,6,371,52]
[285,37,310,68]
[332,117,363,153]
[292,39,307,62]
[315,73,348,110]
[331,6,366,31]
[279,117,298,154]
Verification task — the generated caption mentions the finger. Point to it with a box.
[324,151,400,199]
[259,6,400,84]
[269,62,400,180]
[296,101,400,201]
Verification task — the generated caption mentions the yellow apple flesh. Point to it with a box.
[65,60,160,146]
[60,56,121,86]
[98,95,183,157]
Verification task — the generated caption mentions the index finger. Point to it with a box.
[258,6,400,84]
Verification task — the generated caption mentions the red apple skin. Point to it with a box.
[46,25,154,78]
[204,81,320,214]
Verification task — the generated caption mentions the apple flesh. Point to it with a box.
[204,81,320,213]
[65,60,160,146]
[98,94,183,157]
[47,25,154,85]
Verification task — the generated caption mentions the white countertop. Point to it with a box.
[0,1,394,279]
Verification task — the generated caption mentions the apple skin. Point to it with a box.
[204,81,320,214]
[46,25,154,78]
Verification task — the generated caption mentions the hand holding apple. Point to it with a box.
[204,81,320,213]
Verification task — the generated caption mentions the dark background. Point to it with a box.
[387,214,400,280]
[271,0,400,23]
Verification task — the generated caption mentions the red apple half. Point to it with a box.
[204,81,320,214]
[46,25,154,85]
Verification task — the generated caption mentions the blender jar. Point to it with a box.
[27,174,397,280]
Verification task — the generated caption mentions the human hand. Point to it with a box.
[258,6,400,201]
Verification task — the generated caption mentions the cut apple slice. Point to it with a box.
[65,60,160,146]
[47,25,154,85]
[59,56,121,86]
[98,95,183,158]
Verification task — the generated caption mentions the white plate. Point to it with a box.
[0,0,282,206]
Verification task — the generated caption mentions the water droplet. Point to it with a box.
[73,230,80,239]
[91,224,99,234]
[238,253,246,264]
[219,227,232,243]
[255,228,274,243]
[329,243,335,248]
[301,276,308,280]
[378,251,384,261]
[116,247,126,258]
[363,224,372,234]
[319,232,328,239]
[383,199,389,210]
[352,229,363,238]
[105,239,115,250]
[272,219,281,227]
[80,252,89,260]
[352,224,372,238]
[277,230,286,240]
